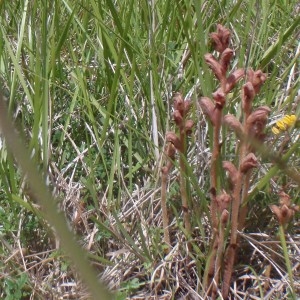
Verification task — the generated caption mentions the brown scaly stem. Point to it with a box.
[210,118,222,229]
[238,71,268,232]
[222,71,269,298]
[234,135,248,233]
[221,170,243,297]
[238,171,251,231]
[237,80,254,231]
[160,169,170,248]
[212,208,229,299]
[161,143,176,252]
[177,96,193,237]
[200,25,270,298]
[205,112,222,293]
[165,93,194,241]
[179,132,192,235]
[200,25,244,294]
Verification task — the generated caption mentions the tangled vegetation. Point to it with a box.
[0,1,299,299]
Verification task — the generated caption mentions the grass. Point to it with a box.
[0,0,299,299]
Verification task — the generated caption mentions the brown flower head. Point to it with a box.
[173,110,183,126]
[281,204,294,222]
[184,99,192,113]
[220,209,229,224]
[161,166,168,175]
[223,161,239,186]
[240,153,258,173]
[173,92,185,115]
[165,142,176,159]
[269,191,297,225]
[225,68,244,93]
[210,24,231,53]
[212,88,226,108]
[279,191,291,206]
[270,204,294,225]
[246,106,271,137]
[204,53,224,82]
[199,97,216,126]
[166,132,181,151]
[223,114,244,138]
[216,192,231,212]
[184,119,194,135]
[220,48,234,73]
[162,144,176,175]
[247,69,267,94]
[242,82,256,114]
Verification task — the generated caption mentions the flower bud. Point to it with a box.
[210,24,231,53]
[225,69,244,93]
[184,99,192,113]
[173,92,184,114]
[242,82,256,115]
[223,161,238,185]
[205,53,223,82]
[173,110,183,126]
[220,209,229,224]
[247,69,267,94]
[216,192,231,212]
[220,48,234,72]
[240,153,258,173]
[184,119,194,135]
[223,114,244,138]
[246,106,271,136]
[212,88,226,108]
[166,132,181,151]
[199,97,216,125]
[279,191,291,206]
[165,143,176,159]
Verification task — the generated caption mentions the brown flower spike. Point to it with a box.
[270,191,298,225]
[200,24,269,300]
[161,92,195,249]
[210,24,231,53]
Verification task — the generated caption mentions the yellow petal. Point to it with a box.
[286,115,296,125]
[276,120,287,130]
[272,126,280,135]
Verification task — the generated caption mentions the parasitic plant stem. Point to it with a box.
[200,25,268,299]
[163,93,194,249]
[160,144,175,251]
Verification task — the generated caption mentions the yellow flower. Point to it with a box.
[272,115,297,135]
[271,126,280,135]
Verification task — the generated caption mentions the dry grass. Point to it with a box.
[0,1,299,299]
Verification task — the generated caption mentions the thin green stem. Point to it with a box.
[278,225,295,298]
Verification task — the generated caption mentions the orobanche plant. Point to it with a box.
[162,24,274,299]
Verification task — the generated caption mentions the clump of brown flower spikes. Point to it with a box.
[160,24,274,299]
[199,24,270,299]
